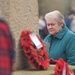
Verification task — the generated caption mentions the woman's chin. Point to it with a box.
[50,32,54,35]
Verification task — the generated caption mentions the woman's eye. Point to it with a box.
[47,24,55,26]
[51,24,55,26]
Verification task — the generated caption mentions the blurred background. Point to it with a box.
[0,0,75,72]
[38,0,73,16]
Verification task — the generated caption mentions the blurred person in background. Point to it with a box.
[70,16,75,33]
[71,6,75,15]
[70,6,75,33]
[64,13,73,29]
[44,10,75,65]
[43,18,49,38]
[0,18,15,75]
[39,15,47,39]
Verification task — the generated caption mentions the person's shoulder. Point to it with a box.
[66,30,75,38]
[67,30,75,35]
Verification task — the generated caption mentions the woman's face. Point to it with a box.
[46,18,63,36]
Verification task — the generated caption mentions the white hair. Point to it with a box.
[45,10,66,25]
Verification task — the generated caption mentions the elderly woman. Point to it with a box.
[44,10,75,65]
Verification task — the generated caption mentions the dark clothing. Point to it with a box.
[0,21,15,75]
[39,27,48,39]
[64,17,71,29]
[39,30,45,39]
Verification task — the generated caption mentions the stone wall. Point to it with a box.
[0,0,39,70]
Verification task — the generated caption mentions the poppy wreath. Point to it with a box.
[50,58,75,75]
[20,30,49,70]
